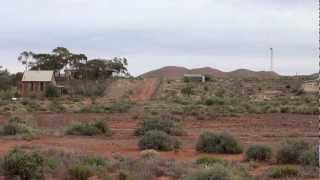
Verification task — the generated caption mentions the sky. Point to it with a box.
[0,0,318,76]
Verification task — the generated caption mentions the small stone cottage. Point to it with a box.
[19,70,62,96]
[302,79,319,93]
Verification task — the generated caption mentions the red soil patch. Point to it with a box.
[0,113,317,161]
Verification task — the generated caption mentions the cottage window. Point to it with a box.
[30,82,34,91]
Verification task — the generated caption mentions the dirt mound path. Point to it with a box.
[130,78,160,102]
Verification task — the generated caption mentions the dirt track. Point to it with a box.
[0,113,317,161]
[130,78,160,102]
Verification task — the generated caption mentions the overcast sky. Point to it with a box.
[0,0,318,76]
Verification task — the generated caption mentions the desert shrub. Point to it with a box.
[119,171,134,180]
[138,130,181,151]
[1,148,45,180]
[48,100,65,112]
[196,156,227,167]
[102,176,113,180]
[66,121,111,136]
[46,84,59,98]
[135,116,184,136]
[107,99,133,113]
[0,116,37,140]
[187,164,232,180]
[196,132,243,154]
[21,98,41,111]
[245,145,272,161]
[204,97,225,106]
[298,147,319,167]
[69,164,93,180]
[276,139,309,164]
[140,149,160,159]
[181,85,194,97]
[83,156,108,167]
[268,166,299,178]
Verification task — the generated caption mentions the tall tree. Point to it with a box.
[18,51,34,71]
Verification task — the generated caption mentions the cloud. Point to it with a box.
[0,0,317,75]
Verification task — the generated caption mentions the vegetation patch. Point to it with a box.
[135,115,184,136]
[0,116,38,140]
[1,148,45,180]
[196,156,227,167]
[196,132,243,154]
[68,164,94,180]
[245,144,272,161]
[276,139,309,164]
[187,163,236,180]
[268,166,299,178]
[66,121,111,136]
[138,130,181,151]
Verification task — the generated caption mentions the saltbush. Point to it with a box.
[298,147,319,167]
[1,148,45,180]
[268,166,299,178]
[0,116,37,140]
[187,164,232,180]
[135,117,184,136]
[196,132,243,154]
[107,99,133,113]
[196,156,227,167]
[66,121,111,136]
[69,164,93,180]
[138,130,181,151]
[245,144,272,161]
[276,139,309,164]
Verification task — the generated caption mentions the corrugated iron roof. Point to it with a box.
[22,70,54,82]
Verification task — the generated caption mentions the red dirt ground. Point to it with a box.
[0,113,317,160]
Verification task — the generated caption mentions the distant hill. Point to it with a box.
[140,66,280,79]
[227,69,279,79]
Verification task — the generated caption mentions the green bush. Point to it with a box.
[21,98,41,111]
[268,166,299,178]
[83,156,108,167]
[48,100,65,112]
[196,156,227,167]
[135,117,184,136]
[66,121,111,136]
[245,145,272,161]
[204,97,225,106]
[181,86,194,97]
[298,147,319,167]
[0,116,37,140]
[138,130,181,151]
[187,164,232,180]
[107,99,133,113]
[69,164,93,180]
[196,132,243,154]
[1,148,45,180]
[276,139,309,164]
[45,84,59,98]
